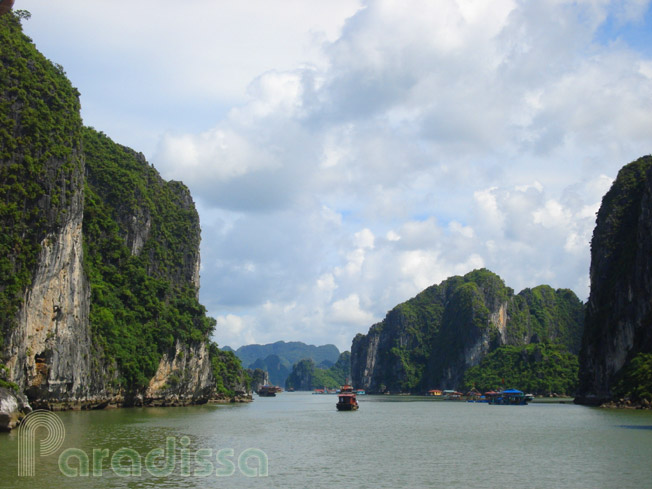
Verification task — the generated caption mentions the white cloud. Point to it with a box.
[166,0,652,350]
[215,314,256,347]
[354,228,375,249]
[331,294,375,326]
[21,0,363,155]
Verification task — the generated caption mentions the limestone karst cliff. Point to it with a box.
[576,155,652,405]
[351,269,584,393]
[0,12,249,413]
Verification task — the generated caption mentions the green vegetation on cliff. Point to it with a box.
[0,13,247,397]
[0,12,83,345]
[426,271,512,389]
[0,364,17,392]
[592,157,652,294]
[462,344,579,395]
[209,344,250,397]
[285,352,351,390]
[577,156,652,404]
[509,286,584,353]
[582,156,652,341]
[352,269,584,393]
[613,352,652,403]
[83,128,230,390]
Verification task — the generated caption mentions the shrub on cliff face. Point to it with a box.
[82,128,222,389]
[209,344,250,397]
[0,12,83,344]
[507,286,584,353]
[0,364,18,392]
[614,353,652,402]
[462,344,579,395]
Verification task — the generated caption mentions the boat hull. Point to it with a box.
[336,402,359,411]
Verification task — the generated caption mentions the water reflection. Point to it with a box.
[1,395,652,489]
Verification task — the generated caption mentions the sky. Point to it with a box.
[18,0,652,351]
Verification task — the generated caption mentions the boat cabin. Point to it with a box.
[336,393,359,411]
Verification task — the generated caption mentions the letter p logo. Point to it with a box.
[17,410,66,476]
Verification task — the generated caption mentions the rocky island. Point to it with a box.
[351,269,584,394]
[0,11,249,430]
[576,155,652,407]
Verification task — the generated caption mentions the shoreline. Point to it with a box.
[0,387,252,432]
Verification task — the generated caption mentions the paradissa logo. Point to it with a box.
[18,410,268,478]
[18,410,66,476]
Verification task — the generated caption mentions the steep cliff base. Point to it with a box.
[129,393,252,408]
[597,398,652,410]
[0,387,31,431]
[30,392,252,412]
[573,395,609,407]
[576,157,652,405]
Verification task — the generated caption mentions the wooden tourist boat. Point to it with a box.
[336,385,359,411]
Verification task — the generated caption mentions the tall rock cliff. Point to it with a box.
[576,156,652,405]
[0,12,249,411]
[351,269,584,393]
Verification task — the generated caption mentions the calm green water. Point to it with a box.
[1,393,651,488]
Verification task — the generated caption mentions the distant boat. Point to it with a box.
[356,390,366,395]
[257,385,278,397]
[442,390,463,400]
[336,385,359,411]
[486,389,528,405]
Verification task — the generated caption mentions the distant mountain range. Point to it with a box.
[223,341,341,386]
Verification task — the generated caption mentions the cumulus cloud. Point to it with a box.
[331,294,375,326]
[168,0,652,350]
[22,0,652,350]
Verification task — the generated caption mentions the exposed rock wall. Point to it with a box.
[144,340,249,406]
[576,156,652,405]
[248,368,270,393]
[350,329,381,392]
[2,150,118,408]
[0,387,31,432]
[5,217,105,404]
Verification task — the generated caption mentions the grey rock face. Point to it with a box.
[0,387,31,432]
[577,157,652,404]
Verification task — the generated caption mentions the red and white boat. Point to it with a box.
[336,385,359,411]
